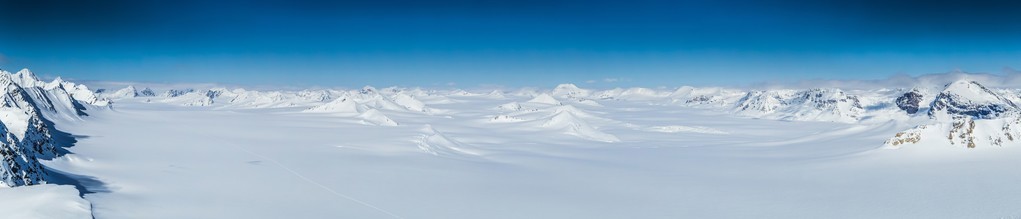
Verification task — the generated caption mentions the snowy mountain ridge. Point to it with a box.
[0,69,107,187]
[94,78,1021,149]
[732,88,865,123]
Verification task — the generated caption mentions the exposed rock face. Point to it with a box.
[947,117,978,148]
[297,89,332,102]
[685,95,717,104]
[163,89,195,97]
[885,127,923,147]
[138,88,156,97]
[895,89,923,114]
[0,82,53,186]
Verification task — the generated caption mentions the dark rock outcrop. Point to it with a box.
[895,89,923,114]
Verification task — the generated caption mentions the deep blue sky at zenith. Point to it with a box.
[0,0,1019,88]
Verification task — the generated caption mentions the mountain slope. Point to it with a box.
[0,69,106,187]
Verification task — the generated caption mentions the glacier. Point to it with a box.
[7,70,1021,218]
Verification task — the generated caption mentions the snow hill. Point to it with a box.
[537,105,620,142]
[490,100,620,142]
[415,125,481,158]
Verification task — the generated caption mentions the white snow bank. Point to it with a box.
[0,184,92,219]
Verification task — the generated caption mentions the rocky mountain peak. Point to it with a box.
[928,80,1017,120]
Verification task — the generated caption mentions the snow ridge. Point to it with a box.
[0,69,107,187]
[415,125,480,157]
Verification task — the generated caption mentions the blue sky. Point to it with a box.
[1,0,1020,88]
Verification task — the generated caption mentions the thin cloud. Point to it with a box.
[749,68,1021,90]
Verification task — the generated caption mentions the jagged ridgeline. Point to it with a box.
[0,69,108,187]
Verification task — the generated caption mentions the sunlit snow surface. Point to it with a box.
[0,184,91,218]
[35,90,1021,218]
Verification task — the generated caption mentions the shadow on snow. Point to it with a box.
[40,116,110,198]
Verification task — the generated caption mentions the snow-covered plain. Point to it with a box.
[8,71,1021,218]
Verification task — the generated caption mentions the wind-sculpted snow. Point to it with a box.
[391,93,427,112]
[540,109,620,142]
[415,125,481,158]
[357,109,399,126]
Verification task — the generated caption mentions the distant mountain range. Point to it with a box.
[6,67,1021,188]
[94,74,1021,149]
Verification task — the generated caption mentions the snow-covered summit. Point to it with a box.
[928,80,1018,120]
[538,105,620,142]
[551,83,590,98]
[110,85,139,98]
[304,94,361,114]
[527,93,562,105]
